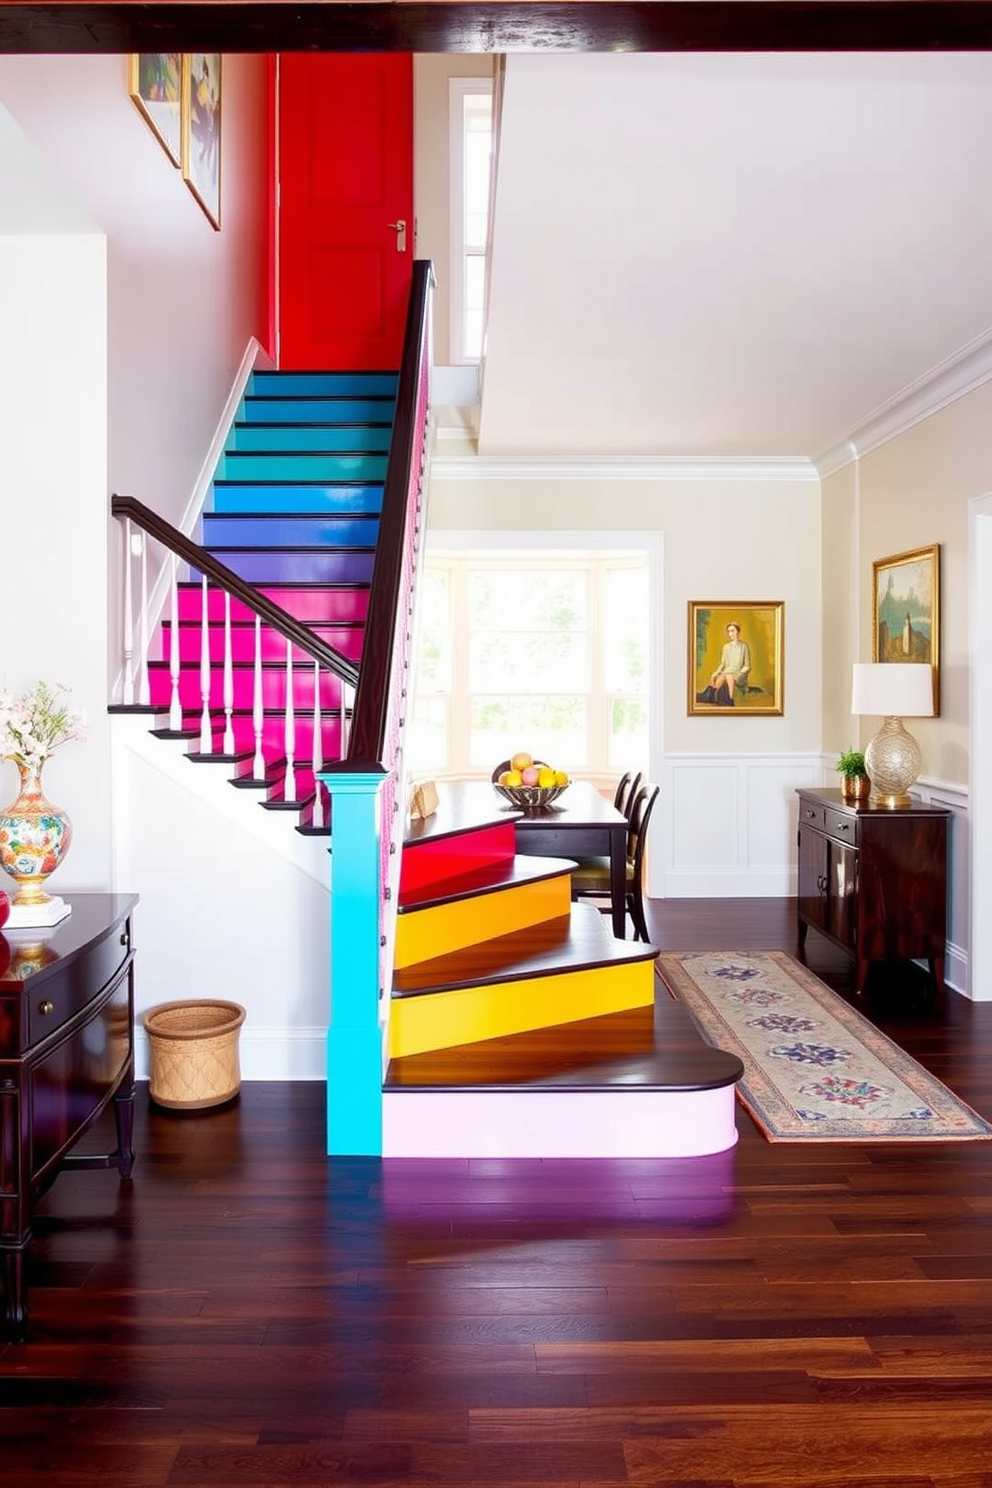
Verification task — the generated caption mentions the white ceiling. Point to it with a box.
[476,52,992,463]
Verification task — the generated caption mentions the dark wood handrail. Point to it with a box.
[345,259,434,768]
[111,492,360,689]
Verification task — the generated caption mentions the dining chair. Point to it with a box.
[570,781,660,941]
[613,770,643,819]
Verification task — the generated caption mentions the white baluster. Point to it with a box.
[341,680,354,757]
[252,613,265,780]
[310,659,324,828]
[122,518,135,705]
[138,531,150,706]
[284,636,296,801]
[223,590,235,755]
[168,553,183,732]
[199,574,212,753]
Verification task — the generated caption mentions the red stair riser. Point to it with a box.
[148,667,345,712]
[163,625,363,665]
[399,822,518,897]
[176,587,370,624]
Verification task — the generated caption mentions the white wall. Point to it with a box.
[0,54,268,894]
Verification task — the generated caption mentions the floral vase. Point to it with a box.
[0,760,73,906]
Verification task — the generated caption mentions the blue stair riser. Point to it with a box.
[190,550,376,585]
[230,424,393,454]
[202,515,380,548]
[250,371,398,398]
[216,452,388,482]
[212,483,384,515]
[242,397,395,425]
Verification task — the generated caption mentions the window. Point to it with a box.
[449,79,493,365]
[409,552,649,779]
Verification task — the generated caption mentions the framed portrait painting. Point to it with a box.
[688,601,785,716]
[128,53,182,167]
[872,543,940,714]
[182,53,222,229]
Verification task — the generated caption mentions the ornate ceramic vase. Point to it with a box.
[0,759,73,906]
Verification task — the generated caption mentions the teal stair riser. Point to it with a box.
[250,371,398,397]
[243,397,395,424]
[231,424,392,454]
[216,452,388,481]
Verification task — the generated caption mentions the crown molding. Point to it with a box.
[429,455,819,482]
[814,327,992,478]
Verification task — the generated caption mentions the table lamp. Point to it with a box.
[851,662,934,807]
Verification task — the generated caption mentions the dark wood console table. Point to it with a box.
[796,788,949,994]
[0,892,138,1341]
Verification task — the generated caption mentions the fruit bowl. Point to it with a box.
[492,781,569,811]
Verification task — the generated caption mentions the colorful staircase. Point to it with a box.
[380,792,742,1157]
[144,369,397,828]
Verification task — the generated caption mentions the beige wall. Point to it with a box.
[854,382,992,786]
[414,53,494,366]
[428,470,822,755]
[821,461,860,760]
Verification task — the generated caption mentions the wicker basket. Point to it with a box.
[144,999,246,1110]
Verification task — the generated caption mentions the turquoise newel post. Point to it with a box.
[322,768,389,1155]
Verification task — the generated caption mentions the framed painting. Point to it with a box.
[128,53,182,167]
[872,543,940,714]
[688,601,785,716]
[182,53,222,229]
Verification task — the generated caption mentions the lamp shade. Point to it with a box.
[851,662,933,718]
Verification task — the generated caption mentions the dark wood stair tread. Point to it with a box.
[384,991,743,1094]
[405,791,522,848]
[397,853,577,913]
[392,901,657,997]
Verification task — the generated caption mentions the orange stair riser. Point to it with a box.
[393,874,572,969]
[388,958,656,1058]
[399,822,517,897]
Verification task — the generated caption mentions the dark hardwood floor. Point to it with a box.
[4,898,992,1487]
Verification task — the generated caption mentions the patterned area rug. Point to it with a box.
[656,950,992,1142]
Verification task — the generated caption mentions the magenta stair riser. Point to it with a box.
[161,624,364,665]
[196,714,344,758]
[175,586,370,624]
[148,666,347,712]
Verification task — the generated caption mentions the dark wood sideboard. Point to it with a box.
[796,788,949,995]
[0,893,138,1342]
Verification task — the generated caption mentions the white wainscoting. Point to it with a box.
[914,777,970,997]
[656,752,824,898]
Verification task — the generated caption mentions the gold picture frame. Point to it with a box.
[128,53,182,167]
[688,601,785,716]
[182,53,222,230]
[871,543,940,715]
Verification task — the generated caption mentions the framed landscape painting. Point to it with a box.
[872,543,940,715]
[688,601,785,716]
[128,53,182,167]
[182,53,222,229]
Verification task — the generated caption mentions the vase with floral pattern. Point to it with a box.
[0,759,73,906]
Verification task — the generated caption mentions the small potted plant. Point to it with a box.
[836,747,870,803]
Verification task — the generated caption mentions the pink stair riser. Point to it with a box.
[176,586,369,625]
[162,624,363,666]
[148,665,346,712]
[197,713,344,760]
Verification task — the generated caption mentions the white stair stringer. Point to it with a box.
[382,1085,739,1158]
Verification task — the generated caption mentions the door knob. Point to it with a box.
[387,219,407,252]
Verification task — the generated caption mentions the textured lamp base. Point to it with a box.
[865,716,922,808]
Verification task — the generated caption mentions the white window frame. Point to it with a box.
[412,531,664,791]
[449,77,494,367]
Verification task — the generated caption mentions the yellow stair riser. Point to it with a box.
[388,958,655,1058]
[393,874,572,970]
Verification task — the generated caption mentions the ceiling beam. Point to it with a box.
[2,2,992,55]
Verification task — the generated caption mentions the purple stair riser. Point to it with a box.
[176,586,370,624]
[162,623,364,666]
[190,550,374,585]
[149,666,346,712]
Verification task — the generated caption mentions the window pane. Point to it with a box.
[464,254,485,361]
[413,568,451,691]
[608,696,649,771]
[470,695,587,770]
[408,697,449,774]
[604,566,648,692]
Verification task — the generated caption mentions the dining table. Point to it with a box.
[424,780,628,939]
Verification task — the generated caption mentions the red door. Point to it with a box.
[278,53,413,370]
